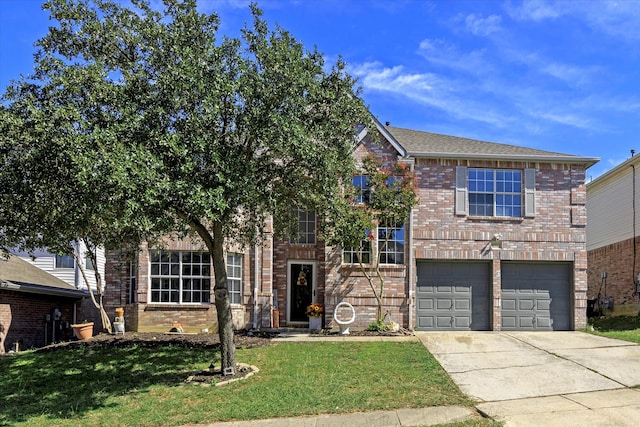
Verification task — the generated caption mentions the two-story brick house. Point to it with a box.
[103,119,598,332]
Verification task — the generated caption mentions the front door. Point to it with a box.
[288,262,314,323]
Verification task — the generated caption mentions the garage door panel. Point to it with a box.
[436,285,452,293]
[502,316,516,328]
[537,300,550,310]
[454,299,470,310]
[454,317,470,328]
[501,262,572,331]
[502,299,516,310]
[418,316,434,328]
[418,299,433,310]
[519,316,535,328]
[416,261,490,331]
[518,299,535,310]
[436,298,453,310]
[436,316,453,328]
[537,317,552,328]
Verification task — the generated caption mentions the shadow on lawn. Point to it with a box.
[0,342,215,425]
[589,315,640,331]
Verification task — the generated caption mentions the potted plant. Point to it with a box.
[71,321,94,340]
[305,303,323,331]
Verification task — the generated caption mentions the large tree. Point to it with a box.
[0,0,370,372]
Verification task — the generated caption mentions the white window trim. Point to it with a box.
[226,253,243,306]
[456,167,535,218]
[148,250,211,305]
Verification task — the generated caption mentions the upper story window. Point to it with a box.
[55,254,75,269]
[85,255,95,271]
[457,167,535,218]
[290,209,316,244]
[352,175,370,204]
[149,250,211,304]
[226,253,243,305]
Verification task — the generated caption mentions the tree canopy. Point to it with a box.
[0,0,371,371]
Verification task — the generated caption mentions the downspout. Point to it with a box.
[253,241,260,329]
[631,161,638,313]
[408,205,414,330]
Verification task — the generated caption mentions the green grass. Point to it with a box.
[587,312,640,343]
[0,341,474,426]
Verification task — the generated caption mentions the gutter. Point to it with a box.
[0,279,86,299]
[408,152,600,166]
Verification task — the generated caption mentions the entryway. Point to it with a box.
[287,261,315,324]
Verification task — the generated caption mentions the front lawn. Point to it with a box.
[588,313,640,343]
[0,340,475,426]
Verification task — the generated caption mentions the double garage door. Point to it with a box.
[416,261,572,331]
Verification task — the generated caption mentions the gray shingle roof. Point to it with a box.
[385,126,599,165]
[0,254,86,298]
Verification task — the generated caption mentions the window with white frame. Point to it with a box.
[457,167,534,218]
[55,254,75,269]
[226,253,243,305]
[290,209,316,244]
[378,222,405,265]
[343,231,372,264]
[149,250,211,304]
[352,175,370,204]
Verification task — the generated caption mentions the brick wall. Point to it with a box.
[104,234,254,333]
[587,236,640,306]
[0,289,78,351]
[412,158,589,330]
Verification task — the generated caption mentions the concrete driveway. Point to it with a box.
[417,332,640,426]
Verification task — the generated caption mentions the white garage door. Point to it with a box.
[501,262,572,331]
[416,261,491,331]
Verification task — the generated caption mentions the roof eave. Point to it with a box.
[408,152,600,166]
[0,279,87,299]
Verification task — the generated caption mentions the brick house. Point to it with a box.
[0,253,86,352]
[103,120,598,332]
[586,153,640,310]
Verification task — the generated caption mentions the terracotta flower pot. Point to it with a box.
[71,322,94,340]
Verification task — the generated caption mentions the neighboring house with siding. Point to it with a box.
[0,253,85,352]
[13,242,106,293]
[586,153,640,308]
[103,119,598,333]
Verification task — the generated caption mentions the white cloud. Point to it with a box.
[417,38,493,76]
[349,62,510,127]
[528,110,593,130]
[506,0,640,42]
[465,13,502,36]
[506,0,561,21]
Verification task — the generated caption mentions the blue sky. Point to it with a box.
[2,0,639,179]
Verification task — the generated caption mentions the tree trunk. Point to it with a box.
[211,221,236,373]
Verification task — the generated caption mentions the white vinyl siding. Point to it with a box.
[15,244,106,291]
[587,167,639,250]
